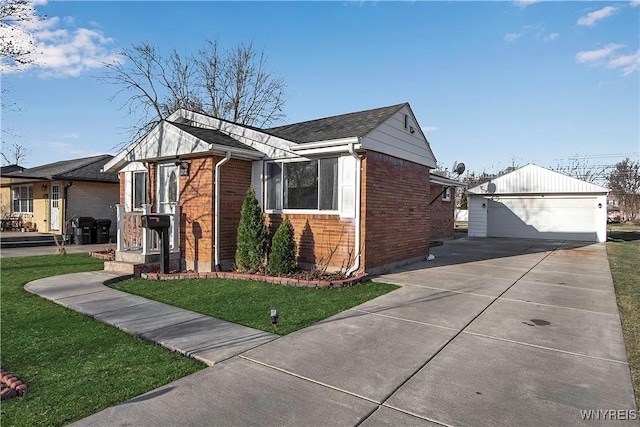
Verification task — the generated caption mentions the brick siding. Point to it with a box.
[157,157,253,270]
[430,185,455,240]
[361,151,431,269]
[266,214,356,272]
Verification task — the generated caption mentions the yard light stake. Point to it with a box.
[270,309,278,328]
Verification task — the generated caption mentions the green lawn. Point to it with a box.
[1,253,397,425]
[607,240,640,409]
[0,254,204,427]
[112,278,399,336]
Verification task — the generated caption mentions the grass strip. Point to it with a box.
[0,254,204,427]
[607,240,640,409]
[112,278,399,336]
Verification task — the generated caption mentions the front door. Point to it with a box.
[50,183,60,231]
[157,164,179,213]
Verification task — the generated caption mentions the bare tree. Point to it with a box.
[1,142,31,165]
[607,158,640,221]
[0,0,40,71]
[551,158,607,184]
[101,39,286,144]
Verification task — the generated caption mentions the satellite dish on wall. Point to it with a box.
[452,161,466,176]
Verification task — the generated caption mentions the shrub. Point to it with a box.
[235,187,267,273]
[269,217,297,275]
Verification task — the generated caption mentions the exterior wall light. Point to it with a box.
[175,161,190,176]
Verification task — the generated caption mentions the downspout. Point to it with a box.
[346,141,362,276]
[63,181,73,237]
[214,152,231,271]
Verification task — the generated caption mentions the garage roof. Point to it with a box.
[467,164,608,195]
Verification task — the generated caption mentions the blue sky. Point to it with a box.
[2,0,639,176]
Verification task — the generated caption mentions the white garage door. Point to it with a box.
[487,196,599,242]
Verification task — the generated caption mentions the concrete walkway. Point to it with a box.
[25,238,637,426]
[25,272,277,366]
[1,242,110,258]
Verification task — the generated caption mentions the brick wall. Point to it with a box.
[218,158,253,263]
[266,214,356,271]
[118,172,125,204]
[430,185,455,240]
[152,157,253,270]
[178,157,214,266]
[361,151,431,270]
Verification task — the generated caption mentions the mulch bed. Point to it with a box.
[141,270,369,289]
[90,250,116,261]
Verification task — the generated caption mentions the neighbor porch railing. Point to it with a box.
[115,204,180,255]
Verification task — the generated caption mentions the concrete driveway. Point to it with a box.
[73,238,637,426]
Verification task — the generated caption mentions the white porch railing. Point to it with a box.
[116,204,180,255]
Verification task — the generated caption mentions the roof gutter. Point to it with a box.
[214,152,231,271]
[289,137,361,157]
[346,141,362,276]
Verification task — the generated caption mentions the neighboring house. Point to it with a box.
[467,164,609,243]
[104,102,445,274]
[0,155,119,237]
[430,173,465,240]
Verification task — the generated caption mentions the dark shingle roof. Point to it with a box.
[2,155,119,183]
[170,122,260,152]
[264,103,407,143]
[0,165,25,175]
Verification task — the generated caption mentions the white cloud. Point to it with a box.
[544,33,559,42]
[575,43,623,63]
[576,44,639,76]
[577,6,618,27]
[504,32,523,43]
[631,0,640,7]
[422,126,440,132]
[1,6,122,77]
[513,0,542,8]
[59,132,80,139]
[607,50,640,75]
[504,24,557,43]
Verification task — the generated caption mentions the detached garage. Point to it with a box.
[467,164,609,243]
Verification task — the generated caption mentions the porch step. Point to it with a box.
[0,233,62,249]
[104,261,147,276]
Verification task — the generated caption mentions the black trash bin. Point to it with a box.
[95,219,112,244]
[72,217,94,245]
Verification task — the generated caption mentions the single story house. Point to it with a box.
[467,164,609,243]
[103,102,456,274]
[1,155,119,237]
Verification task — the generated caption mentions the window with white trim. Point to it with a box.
[266,158,338,211]
[12,185,33,213]
[132,171,148,210]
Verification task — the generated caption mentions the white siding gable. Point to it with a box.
[171,110,295,160]
[468,164,609,195]
[361,105,437,168]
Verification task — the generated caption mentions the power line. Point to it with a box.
[552,153,639,161]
